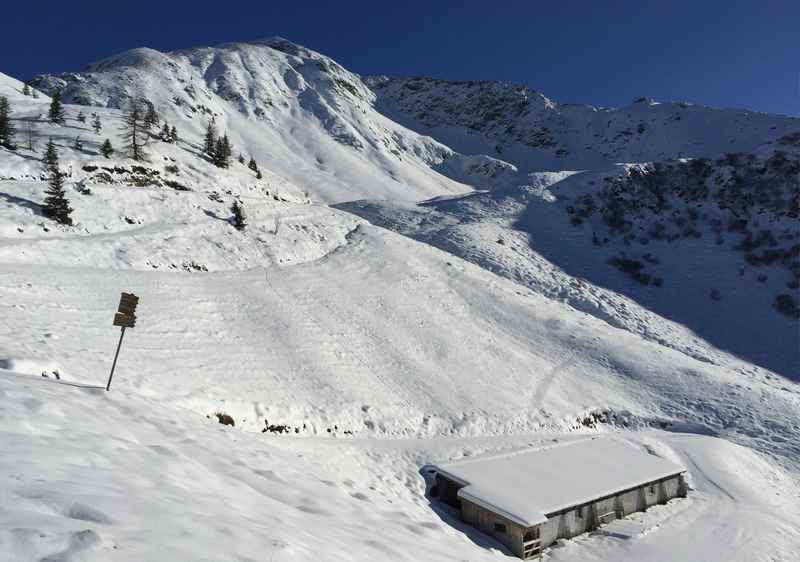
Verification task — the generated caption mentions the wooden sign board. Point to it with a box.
[113,312,136,328]
[107,291,139,391]
[113,292,139,328]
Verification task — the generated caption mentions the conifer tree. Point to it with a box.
[42,139,73,225]
[222,134,232,159]
[73,136,83,151]
[22,83,31,96]
[92,114,102,134]
[160,122,171,142]
[247,157,258,172]
[231,200,246,230]
[43,138,58,169]
[120,99,148,161]
[213,138,226,167]
[0,96,17,149]
[170,125,178,143]
[143,101,159,130]
[76,111,86,123]
[213,135,232,168]
[238,154,245,165]
[48,90,65,124]
[256,170,262,180]
[23,121,36,152]
[101,138,114,158]
[203,121,217,156]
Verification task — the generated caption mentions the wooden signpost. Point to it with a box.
[107,292,138,391]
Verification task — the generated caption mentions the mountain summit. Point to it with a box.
[31,39,799,202]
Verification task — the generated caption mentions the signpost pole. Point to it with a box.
[106,326,126,392]
[107,291,138,391]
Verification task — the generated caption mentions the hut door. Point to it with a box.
[522,527,541,560]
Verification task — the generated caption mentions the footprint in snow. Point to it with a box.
[64,502,114,525]
[294,504,331,516]
[39,529,101,562]
[350,492,370,502]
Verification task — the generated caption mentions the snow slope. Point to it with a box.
[29,40,478,204]
[1,370,798,562]
[368,76,800,172]
[339,150,800,378]
[1,38,799,562]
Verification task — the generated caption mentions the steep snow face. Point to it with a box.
[340,146,800,378]
[368,76,800,172]
[30,41,470,203]
[0,73,38,99]
[0,75,361,272]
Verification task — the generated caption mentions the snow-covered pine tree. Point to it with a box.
[247,157,259,172]
[120,100,148,161]
[203,121,217,156]
[143,101,159,130]
[23,121,35,152]
[48,90,65,124]
[238,154,245,165]
[42,139,73,225]
[231,200,246,230]
[101,138,114,158]
[76,111,86,123]
[213,135,232,168]
[22,83,31,96]
[73,136,83,151]
[43,138,58,169]
[256,170,262,179]
[0,96,17,149]
[160,122,171,142]
[213,138,226,167]
[170,125,178,143]
[92,114,102,134]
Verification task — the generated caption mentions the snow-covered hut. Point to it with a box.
[425,438,687,559]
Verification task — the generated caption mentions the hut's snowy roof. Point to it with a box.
[432,438,685,527]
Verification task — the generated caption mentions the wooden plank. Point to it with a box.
[117,293,139,316]
[113,312,136,328]
[118,303,137,315]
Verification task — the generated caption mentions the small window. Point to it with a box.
[649,485,656,494]
[524,527,540,541]
[576,506,583,519]
[494,522,507,534]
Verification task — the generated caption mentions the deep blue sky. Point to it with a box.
[5,0,799,116]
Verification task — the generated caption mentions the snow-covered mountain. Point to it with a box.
[1,37,800,562]
[341,146,800,376]
[368,75,799,172]
[31,39,800,201]
[29,38,476,203]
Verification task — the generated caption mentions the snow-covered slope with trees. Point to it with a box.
[368,76,800,172]
[1,36,799,562]
[340,145,800,376]
[29,39,479,204]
